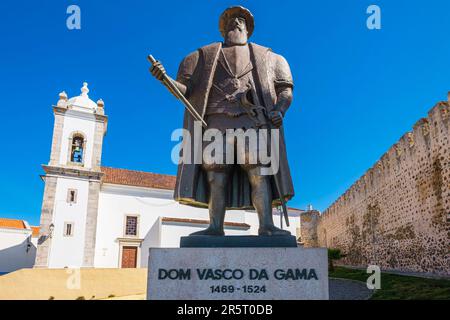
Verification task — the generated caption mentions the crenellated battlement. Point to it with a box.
[315,94,450,276]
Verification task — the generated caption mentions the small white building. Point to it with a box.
[34,83,302,269]
[0,218,39,273]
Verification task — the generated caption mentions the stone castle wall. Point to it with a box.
[317,97,450,276]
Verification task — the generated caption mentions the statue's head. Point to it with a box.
[219,6,254,46]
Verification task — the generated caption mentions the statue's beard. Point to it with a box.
[225,28,248,46]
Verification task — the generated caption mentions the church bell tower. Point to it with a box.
[35,83,108,268]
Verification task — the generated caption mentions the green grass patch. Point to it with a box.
[329,266,450,300]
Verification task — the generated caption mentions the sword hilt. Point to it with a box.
[147,55,157,65]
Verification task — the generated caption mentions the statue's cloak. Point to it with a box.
[174,42,295,209]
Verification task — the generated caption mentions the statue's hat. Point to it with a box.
[219,6,254,38]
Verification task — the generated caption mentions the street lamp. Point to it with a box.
[48,223,55,238]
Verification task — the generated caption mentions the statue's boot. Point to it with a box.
[258,224,291,236]
[190,226,225,236]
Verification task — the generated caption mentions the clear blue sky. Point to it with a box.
[1,0,449,225]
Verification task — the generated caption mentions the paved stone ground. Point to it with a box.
[329,278,373,300]
[341,265,450,280]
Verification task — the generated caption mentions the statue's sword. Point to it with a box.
[147,55,207,128]
[240,90,290,227]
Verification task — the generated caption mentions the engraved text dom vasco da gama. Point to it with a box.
[158,268,319,281]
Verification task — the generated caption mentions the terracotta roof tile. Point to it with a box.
[0,218,26,230]
[101,167,176,190]
[288,207,303,211]
[31,226,40,237]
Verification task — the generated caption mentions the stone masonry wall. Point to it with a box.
[317,97,450,276]
[34,176,58,268]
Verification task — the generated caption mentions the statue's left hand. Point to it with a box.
[269,110,283,128]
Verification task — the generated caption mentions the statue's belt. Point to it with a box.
[205,105,248,117]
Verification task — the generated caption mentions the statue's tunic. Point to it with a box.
[206,44,257,131]
[174,42,295,209]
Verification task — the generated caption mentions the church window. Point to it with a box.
[125,216,138,237]
[70,135,84,163]
[67,189,77,204]
[63,222,74,237]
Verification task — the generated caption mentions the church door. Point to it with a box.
[121,246,137,268]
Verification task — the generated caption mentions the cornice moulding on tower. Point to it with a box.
[42,164,104,181]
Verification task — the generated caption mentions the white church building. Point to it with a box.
[34,83,302,269]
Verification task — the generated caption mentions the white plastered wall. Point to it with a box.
[0,228,35,273]
[58,110,96,169]
[94,184,255,268]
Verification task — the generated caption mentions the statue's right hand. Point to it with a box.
[149,61,166,81]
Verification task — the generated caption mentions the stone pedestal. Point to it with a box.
[147,247,329,300]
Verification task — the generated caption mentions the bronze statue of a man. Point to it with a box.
[150,6,295,236]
